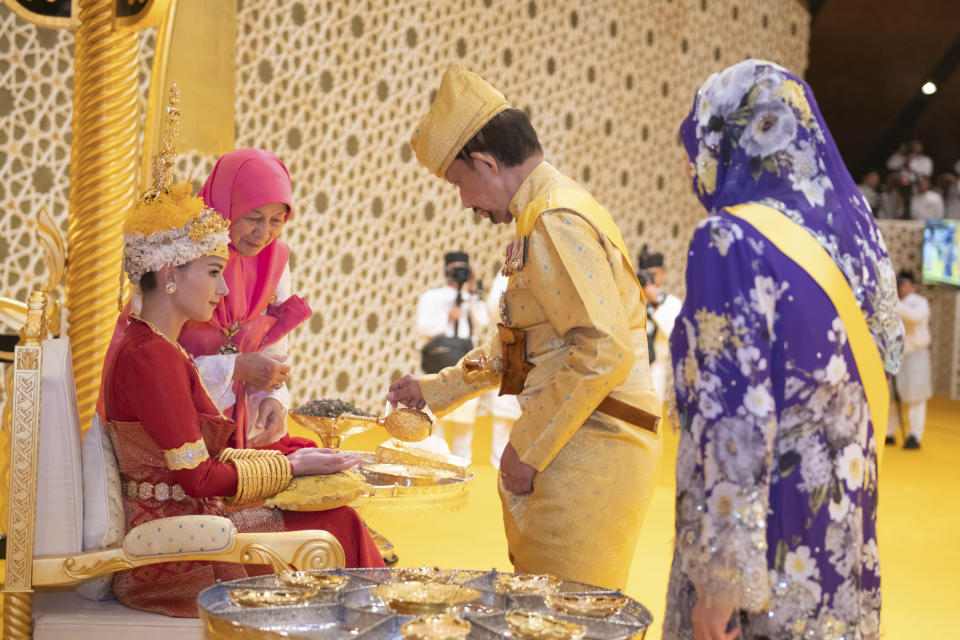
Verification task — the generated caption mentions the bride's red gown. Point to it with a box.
[101,319,384,617]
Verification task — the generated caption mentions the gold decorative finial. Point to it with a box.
[19,291,49,348]
[144,82,181,201]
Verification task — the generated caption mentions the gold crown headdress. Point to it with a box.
[121,83,230,287]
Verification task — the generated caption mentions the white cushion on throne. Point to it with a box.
[76,412,125,601]
[35,338,83,557]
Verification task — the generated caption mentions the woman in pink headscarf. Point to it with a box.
[179,148,315,453]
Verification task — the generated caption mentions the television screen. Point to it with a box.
[922,219,960,286]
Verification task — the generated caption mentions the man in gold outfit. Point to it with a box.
[387,64,662,590]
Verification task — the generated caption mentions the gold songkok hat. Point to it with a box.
[122,84,229,285]
[410,63,510,178]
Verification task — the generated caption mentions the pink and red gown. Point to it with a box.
[102,318,384,617]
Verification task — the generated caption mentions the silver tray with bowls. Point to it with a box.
[198,568,653,639]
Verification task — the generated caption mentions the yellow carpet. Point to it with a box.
[316,395,960,639]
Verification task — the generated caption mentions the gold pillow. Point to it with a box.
[263,470,372,511]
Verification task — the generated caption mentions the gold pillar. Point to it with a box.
[65,0,142,431]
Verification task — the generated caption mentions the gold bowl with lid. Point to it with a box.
[395,566,456,584]
[399,614,471,639]
[276,571,349,591]
[544,592,628,618]
[493,573,562,595]
[505,611,586,640]
[370,581,480,615]
[227,588,317,608]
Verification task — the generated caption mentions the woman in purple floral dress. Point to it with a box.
[663,60,904,640]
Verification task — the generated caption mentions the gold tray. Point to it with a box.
[276,571,349,590]
[399,614,471,639]
[544,592,628,618]
[227,588,317,608]
[370,582,480,615]
[505,611,586,640]
[494,573,562,595]
[375,439,471,476]
[362,462,459,486]
[354,471,473,516]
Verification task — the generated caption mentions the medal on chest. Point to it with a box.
[501,236,527,277]
[498,291,510,325]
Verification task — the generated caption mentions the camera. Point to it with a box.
[636,268,654,287]
[449,266,471,285]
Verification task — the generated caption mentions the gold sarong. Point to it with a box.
[499,413,661,590]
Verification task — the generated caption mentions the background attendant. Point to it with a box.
[416,251,491,459]
[637,245,682,404]
[887,270,931,450]
[180,148,315,453]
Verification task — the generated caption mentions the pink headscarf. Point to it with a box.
[179,148,312,446]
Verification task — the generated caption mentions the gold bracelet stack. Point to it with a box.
[219,448,292,506]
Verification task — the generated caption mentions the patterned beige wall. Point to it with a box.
[876,220,960,399]
[1,0,811,412]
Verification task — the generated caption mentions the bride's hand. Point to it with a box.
[286,448,364,476]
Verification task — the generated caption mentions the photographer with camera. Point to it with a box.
[637,246,682,404]
[415,251,491,459]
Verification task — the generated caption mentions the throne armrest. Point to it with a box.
[30,515,345,586]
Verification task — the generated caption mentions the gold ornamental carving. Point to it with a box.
[61,555,134,582]
[13,352,37,373]
[239,535,345,574]
[17,292,48,350]
[5,293,47,598]
[239,543,293,574]
[0,208,65,339]
[290,539,347,572]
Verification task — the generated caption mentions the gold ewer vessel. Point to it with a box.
[289,408,433,450]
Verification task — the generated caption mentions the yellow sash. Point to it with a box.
[513,188,642,329]
[515,188,636,273]
[726,203,889,462]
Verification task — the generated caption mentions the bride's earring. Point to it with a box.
[165,282,177,294]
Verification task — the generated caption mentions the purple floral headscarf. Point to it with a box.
[679,59,903,371]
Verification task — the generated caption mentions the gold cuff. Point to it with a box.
[164,438,209,470]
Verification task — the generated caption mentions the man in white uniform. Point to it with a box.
[637,246,682,404]
[887,139,934,182]
[416,252,490,458]
[910,178,945,221]
[887,270,932,450]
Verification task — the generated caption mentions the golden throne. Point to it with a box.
[1,289,345,640]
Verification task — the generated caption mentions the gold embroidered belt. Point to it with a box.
[124,480,188,502]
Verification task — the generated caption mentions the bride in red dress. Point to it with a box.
[101,165,384,618]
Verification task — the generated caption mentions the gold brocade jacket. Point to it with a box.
[420,162,659,471]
